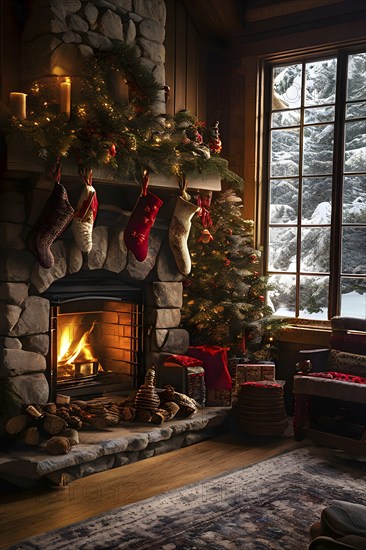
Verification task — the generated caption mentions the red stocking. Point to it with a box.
[124,172,163,262]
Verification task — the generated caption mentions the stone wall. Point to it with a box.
[0,182,190,409]
[0,0,192,412]
[20,0,167,113]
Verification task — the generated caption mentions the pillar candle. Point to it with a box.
[9,92,27,119]
[60,79,71,118]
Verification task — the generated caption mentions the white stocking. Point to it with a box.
[72,183,97,253]
[169,196,199,276]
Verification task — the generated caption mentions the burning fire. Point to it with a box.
[58,320,101,378]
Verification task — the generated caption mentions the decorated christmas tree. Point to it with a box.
[6,41,283,359]
[181,189,285,361]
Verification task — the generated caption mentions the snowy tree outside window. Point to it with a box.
[266,51,366,320]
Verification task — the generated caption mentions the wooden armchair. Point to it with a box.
[293,317,366,455]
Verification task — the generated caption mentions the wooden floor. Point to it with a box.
[0,432,301,548]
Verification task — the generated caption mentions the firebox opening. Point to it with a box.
[45,276,144,399]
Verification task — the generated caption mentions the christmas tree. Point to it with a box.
[181,189,285,360]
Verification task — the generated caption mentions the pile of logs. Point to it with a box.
[4,384,199,455]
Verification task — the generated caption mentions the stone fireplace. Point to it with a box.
[0,2,232,488]
[0,174,197,408]
[0,0,223,414]
[0,176,228,489]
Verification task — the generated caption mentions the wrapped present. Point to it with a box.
[235,362,275,394]
[157,355,206,406]
[186,369,206,406]
[188,346,232,406]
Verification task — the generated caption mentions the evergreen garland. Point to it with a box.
[8,43,243,190]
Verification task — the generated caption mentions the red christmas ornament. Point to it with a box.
[209,138,222,154]
[224,258,231,266]
[253,270,259,277]
[109,143,117,157]
[259,295,265,302]
[209,121,222,154]
[250,254,257,263]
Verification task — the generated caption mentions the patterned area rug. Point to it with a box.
[6,447,366,550]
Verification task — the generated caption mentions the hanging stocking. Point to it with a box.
[169,175,200,276]
[72,165,98,253]
[28,161,74,269]
[124,171,163,262]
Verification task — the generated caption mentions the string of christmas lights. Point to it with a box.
[182,189,286,361]
[8,43,243,189]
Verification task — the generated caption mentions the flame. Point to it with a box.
[58,320,97,367]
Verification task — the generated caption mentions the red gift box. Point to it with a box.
[188,346,232,406]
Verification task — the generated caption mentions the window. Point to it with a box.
[264,49,366,320]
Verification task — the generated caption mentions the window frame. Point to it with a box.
[259,42,366,323]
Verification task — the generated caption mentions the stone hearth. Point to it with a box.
[0,407,229,487]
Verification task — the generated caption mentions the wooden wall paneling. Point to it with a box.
[164,0,176,115]
[174,1,188,112]
[165,0,211,119]
[0,0,21,103]
[243,58,260,227]
[197,41,208,121]
[186,19,198,114]
[219,58,242,176]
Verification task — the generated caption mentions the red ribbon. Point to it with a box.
[196,195,213,229]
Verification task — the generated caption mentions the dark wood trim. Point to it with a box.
[0,0,22,103]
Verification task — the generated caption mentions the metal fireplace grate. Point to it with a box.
[45,275,144,399]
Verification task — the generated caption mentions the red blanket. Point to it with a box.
[308,372,366,384]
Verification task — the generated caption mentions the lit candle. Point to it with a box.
[9,92,27,119]
[60,78,71,118]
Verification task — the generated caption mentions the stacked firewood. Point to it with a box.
[4,397,131,453]
[4,384,199,455]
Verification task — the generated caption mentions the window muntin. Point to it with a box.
[266,50,366,320]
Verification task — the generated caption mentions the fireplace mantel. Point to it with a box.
[6,138,222,192]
